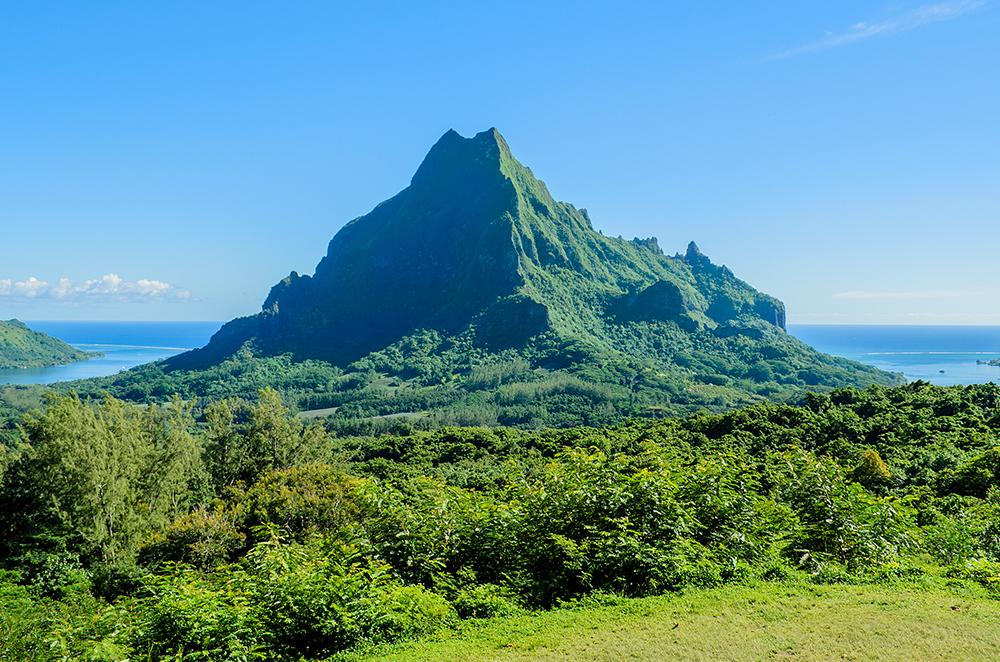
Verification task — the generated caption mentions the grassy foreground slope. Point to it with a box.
[360,583,1000,662]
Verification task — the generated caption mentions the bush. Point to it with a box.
[89,559,145,601]
[131,535,452,660]
[0,574,52,659]
[946,558,1000,592]
[452,583,522,619]
[850,449,893,492]
[777,450,915,569]
[239,464,360,540]
[368,584,454,642]
[138,508,245,570]
[924,515,979,565]
[132,568,266,661]
[21,550,90,600]
[941,448,1000,498]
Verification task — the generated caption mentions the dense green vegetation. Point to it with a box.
[77,321,898,431]
[0,319,91,370]
[84,129,896,426]
[2,381,1000,658]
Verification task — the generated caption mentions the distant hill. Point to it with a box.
[96,128,899,427]
[0,320,92,369]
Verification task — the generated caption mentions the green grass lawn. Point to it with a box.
[353,583,1000,661]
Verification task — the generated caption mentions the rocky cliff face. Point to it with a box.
[683,241,786,331]
[169,129,789,370]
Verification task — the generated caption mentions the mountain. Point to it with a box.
[172,128,791,368]
[102,128,898,427]
[0,320,92,369]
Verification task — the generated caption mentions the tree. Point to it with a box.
[850,449,893,492]
[203,388,330,490]
[203,398,248,489]
[2,394,204,563]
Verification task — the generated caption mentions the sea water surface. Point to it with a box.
[3,322,999,387]
[0,321,221,385]
[789,325,1000,386]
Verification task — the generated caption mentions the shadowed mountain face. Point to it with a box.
[170,128,790,370]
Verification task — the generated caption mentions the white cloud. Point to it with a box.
[0,276,50,299]
[770,1,987,59]
[834,289,981,300]
[0,274,191,303]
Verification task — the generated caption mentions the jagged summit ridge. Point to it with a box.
[409,127,512,192]
[169,128,788,370]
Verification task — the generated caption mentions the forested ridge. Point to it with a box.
[0,320,92,370]
[3,381,1000,658]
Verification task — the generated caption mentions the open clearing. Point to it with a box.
[355,583,1000,661]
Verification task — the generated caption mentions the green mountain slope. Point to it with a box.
[97,128,899,426]
[0,320,91,369]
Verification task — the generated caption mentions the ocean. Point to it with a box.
[789,325,1000,386]
[0,321,221,385]
[2,322,999,387]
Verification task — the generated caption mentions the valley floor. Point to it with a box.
[354,583,1000,661]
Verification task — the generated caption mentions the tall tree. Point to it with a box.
[2,394,204,563]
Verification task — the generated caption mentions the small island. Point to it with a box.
[0,319,95,369]
[976,358,1000,367]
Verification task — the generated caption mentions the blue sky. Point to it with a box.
[1,1,997,323]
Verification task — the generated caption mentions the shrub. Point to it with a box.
[131,535,452,660]
[941,448,1000,498]
[11,382,1000,657]
[132,567,266,661]
[850,449,893,492]
[452,583,522,619]
[946,558,1000,592]
[138,508,245,570]
[21,550,90,600]
[89,559,145,601]
[367,584,454,642]
[923,515,978,565]
[0,574,52,659]
[239,464,359,540]
[777,450,915,569]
